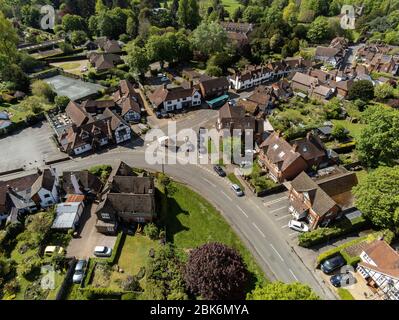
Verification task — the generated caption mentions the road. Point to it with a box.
[2,147,336,299]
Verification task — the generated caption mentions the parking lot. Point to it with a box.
[0,121,64,173]
[261,192,301,240]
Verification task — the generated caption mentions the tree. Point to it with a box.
[374,83,394,101]
[353,166,399,233]
[55,96,70,111]
[144,223,159,240]
[282,1,298,26]
[184,243,249,300]
[146,34,174,67]
[95,0,107,14]
[70,30,88,46]
[323,97,342,119]
[247,282,319,300]
[125,42,150,77]
[62,14,87,32]
[187,0,200,30]
[232,6,243,22]
[190,21,227,57]
[20,4,41,28]
[243,5,262,23]
[307,16,331,43]
[347,80,375,101]
[331,124,348,141]
[126,16,138,38]
[177,0,189,28]
[31,80,55,102]
[357,105,399,168]
[205,65,223,77]
[0,11,18,62]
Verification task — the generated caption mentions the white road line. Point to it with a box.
[289,232,298,236]
[270,244,284,262]
[263,197,287,206]
[252,223,266,238]
[276,214,292,221]
[221,191,232,201]
[202,178,216,187]
[281,224,289,229]
[289,268,299,281]
[270,206,288,214]
[236,205,248,218]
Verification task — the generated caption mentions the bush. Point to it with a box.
[298,216,369,248]
[89,165,112,181]
[121,292,141,300]
[54,96,70,111]
[120,275,142,292]
[107,232,126,265]
[144,223,159,240]
[82,287,122,300]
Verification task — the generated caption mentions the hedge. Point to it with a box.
[82,258,97,287]
[107,232,126,265]
[298,216,369,248]
[81,287,123,300]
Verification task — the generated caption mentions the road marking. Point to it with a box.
[236,205,248,218]
[202,178,216,187]
[270,244,284,262]
[252,223,266,238]
[289,232,298,236]
[263,197,286,206]
[276,214,292,221]
[221,191,232,201]
[281,224,289,229]
[289,268,299,281]
[271,206,288,214]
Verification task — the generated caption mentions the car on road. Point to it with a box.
[93,246,112,258]
[320,255,346,274]
[330,273,355,287]
[231,184,244,197]
[72,259,87,284]
[213,165,226,177]
[44,246,65,256]
[288,220,309,232]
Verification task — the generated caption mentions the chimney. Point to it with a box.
[163,83,167,90]
[189,80,193,89]
[37,168,42,175]
[293,143,299,152]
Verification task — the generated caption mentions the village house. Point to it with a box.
[357,239,399,300]
[112,80,143,123]
[199,77,230,100]
[229,58,312,92]
[88,52,122,72]
[148,83,201,113]
[95,37,123,53]
[356,44,399,76]
[0,168,59,222]
[286,166,358,229]
[60,104,131,156]
[62,171,103,199]
[258,131,334,183]
[220,21,253,49]
[237,86,277,117]
[95,162,157,234]
[291,72,336,101]
[315,37,348,68]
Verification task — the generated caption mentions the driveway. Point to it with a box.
[0,121,65,173]
[66,203,117,259]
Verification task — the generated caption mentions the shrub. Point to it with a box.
[54,96,70,111]
[120,275,142,292]
[144,223,159,240]
[89,165,112,182]
[82,287,122,300]
[121,292,141,300]
[107,232,125,265]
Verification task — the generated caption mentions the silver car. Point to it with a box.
[93,246,112,257]
[231,184,244,197]
[72,259,87,284]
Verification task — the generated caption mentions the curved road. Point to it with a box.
[5,143,334,300]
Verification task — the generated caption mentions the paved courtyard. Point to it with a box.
[44,75,105,101]
[67,204,117,259]
[0,121,64,173]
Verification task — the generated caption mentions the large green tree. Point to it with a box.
[247,282,319,300]
[353,166,399,233]
[348,80,375,101]
[190,21,227,58]
[357,105,399,168]
[62,14,87,33]
[0,11,18,62]
[307,16,331,43]
[125,42,150,77]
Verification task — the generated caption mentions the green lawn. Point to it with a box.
[227,172,245,190]
[165,0,240,15]
[356,170,368,185]
[332,119,366,142]
[163,182,266,289]
[57,62,81,70]
[0,99,54,123]
[337,288,355,300]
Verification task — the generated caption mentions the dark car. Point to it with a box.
[155,111,162,119]
[320,255,346,274]
[330,273,354,287]
[213,165,226,177]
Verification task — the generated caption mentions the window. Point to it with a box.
[44,194,51,198]
[304,192,310,201]
[272,144,279,150]
[278,151,285,158]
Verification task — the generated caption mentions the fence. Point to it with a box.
[55,258,77,300]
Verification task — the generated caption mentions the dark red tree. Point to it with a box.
[184,242,249,300]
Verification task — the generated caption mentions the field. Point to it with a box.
[166,0,241,15]
[50,60,90,76]
[163,181,266,288]
[332,119,366,142]
[0,99,53,123]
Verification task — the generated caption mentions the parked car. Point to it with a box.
[231,184,244,197]
[93,246,112,257]
[155,111,162,119]
[72,259,87,284]
[320,255,346,274]
[160,76,169,82]
[288,220,309,232]
[44,246,65,256]
[213,165,226,177]
[330,273,355,287]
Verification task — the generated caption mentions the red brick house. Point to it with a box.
[287,167,358,229]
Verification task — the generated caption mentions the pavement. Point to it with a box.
[0,121,65,173]
[66,203,117,259]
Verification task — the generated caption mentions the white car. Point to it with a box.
[93,246,112,257]
[44,246,65,256]
[231,184,244,197]
[288,220,309,232]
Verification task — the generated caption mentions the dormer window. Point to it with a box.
[272,144,279,150]
[304,192,310,201]
[278,151,285,158]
